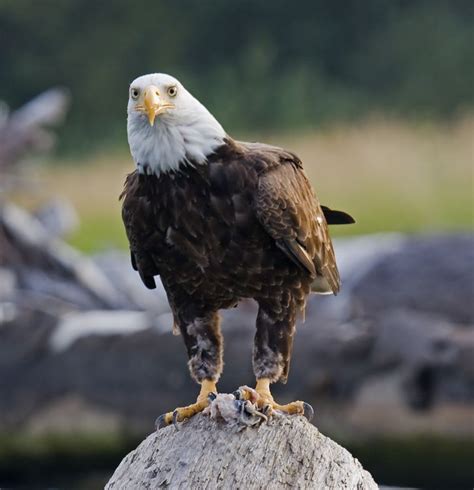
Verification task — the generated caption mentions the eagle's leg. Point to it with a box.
[156,310,223,429]
[235,299,313,420]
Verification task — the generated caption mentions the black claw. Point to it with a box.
[233,389,243,400]
[262,404,273,417]
[302,402,314,421]
[172,410,180,431]
[155,414,168,430]
[208,391,217,402]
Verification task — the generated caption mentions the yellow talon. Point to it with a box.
[237,378,313,419]
[156,379,217,429]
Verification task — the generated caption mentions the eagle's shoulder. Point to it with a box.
[233,139,302,172]
[205,138,305,206]
[210,137,301,172]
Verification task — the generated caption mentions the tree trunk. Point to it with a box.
[106,414,378,489]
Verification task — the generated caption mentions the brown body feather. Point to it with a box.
[121,138,345,383]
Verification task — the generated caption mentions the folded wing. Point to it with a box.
[254,156,341,294]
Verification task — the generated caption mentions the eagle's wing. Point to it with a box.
[121,171,159,289]
[255,155,341,294]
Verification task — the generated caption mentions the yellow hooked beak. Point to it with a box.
[142,85,175,126]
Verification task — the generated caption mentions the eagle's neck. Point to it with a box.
[127,109,226,175]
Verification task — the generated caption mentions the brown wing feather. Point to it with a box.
[120,171,159,289]
[254,156,341,294]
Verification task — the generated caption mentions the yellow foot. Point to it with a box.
[155,380,217,430]
[234,379,314,421]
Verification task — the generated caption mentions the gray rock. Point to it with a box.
[351,234,474,323]
[106,414,378,490]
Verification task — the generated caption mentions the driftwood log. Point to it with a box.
[0,201,120,309]
[0,88,69,178]
[106,414,377,489]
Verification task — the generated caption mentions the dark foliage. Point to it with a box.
[0,0,472,152]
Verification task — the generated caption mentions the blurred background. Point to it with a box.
[0,1,473,488]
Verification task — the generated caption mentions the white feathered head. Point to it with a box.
[127,73,225,175]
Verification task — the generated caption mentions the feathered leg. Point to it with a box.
[156,310,223,429]
[235,298,313,420]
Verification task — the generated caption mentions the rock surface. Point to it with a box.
[106,414,378,490]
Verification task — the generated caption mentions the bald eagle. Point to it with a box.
[121,73,354,428]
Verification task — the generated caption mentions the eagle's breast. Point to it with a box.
[122,151,276,307]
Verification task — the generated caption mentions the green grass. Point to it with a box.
[68,214,128,253]
[13,116,473,253]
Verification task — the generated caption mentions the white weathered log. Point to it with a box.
[106,414,378,490]
[33,198,79,238]
[0,88,69,173]
[0,202,120,308]
[9,88,69,129]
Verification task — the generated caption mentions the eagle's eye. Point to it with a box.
[130,88,140,100]
[167,86,178,97]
